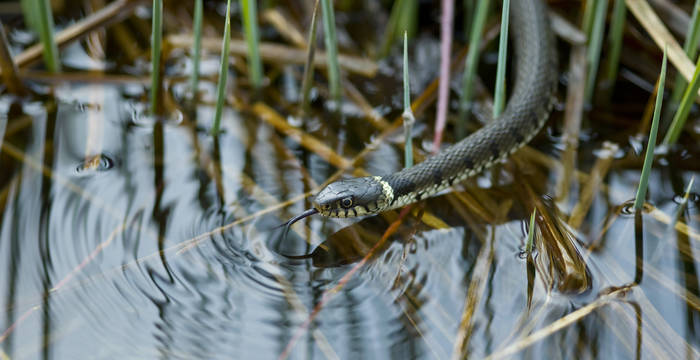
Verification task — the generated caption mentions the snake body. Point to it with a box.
[308,0,557,219]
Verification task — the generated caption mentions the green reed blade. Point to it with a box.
[403,32,414,168]
[634,48,666,211]
[240,0,262,89]
[663,51,700,145]
[378,0,418,58]
[667,0,700,116]
[525,208,536,253]
[582,0,598,37]
[493,0,510,118]
[301,0,320,113]
[211,0,232,135]
[34,0,61,73]
[190,0,203,97]
[150,0,163,113]
[458,0,491,139]
[584,0,608,104]
[320,0,341,101]
[19,0,38,34]
[602,0,626,90]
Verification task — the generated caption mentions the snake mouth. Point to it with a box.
[280,208,319,239]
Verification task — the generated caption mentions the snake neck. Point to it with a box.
[379,0,557,212]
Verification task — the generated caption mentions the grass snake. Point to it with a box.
[284,0,557,227]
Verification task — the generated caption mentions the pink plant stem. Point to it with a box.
[432,0,454,154]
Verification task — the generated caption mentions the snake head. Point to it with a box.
[313,176,393,217]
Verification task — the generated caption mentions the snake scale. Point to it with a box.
[285,0,557,226]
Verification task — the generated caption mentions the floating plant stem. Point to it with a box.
[458,0,491,139]
[211,0,232,135]
[493,0,510,118]
[190,0,203,97]
[667,0,700,115]
[402,32,415,169]
[301,0,320,113]
[602,0,626,91]
[150,0,163,113]
[525,209,536,253]
[320,0,341,101]
[584,0,608,104]
[663,51,700,145]
[35,0,61,72]
[240,0,262,89]
[634,48,666,211]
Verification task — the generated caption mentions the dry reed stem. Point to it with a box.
[451,233,494,359]
[626,0,700,101]
[568,142,619,228]
[0,21,23,94]
[556,44,586,203]
[6,0,146,75]
[167,35,378,77]
[484,292,622,359]
[261,9,306,48]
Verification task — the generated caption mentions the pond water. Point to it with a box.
[0,1,699,359]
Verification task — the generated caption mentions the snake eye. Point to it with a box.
[341,197,353,208]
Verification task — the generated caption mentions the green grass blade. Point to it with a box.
[190,0,203,96]
[663,52,700,145]
[602,0,626,89]
[634,48,667,210]
[320,0,341,102]
[211,0,232,135]
[671,177,695,224]
[35,0,61,72]
[403,32,414,168]
[525,208,536,253]
[150,0,163,113]
[240,0,262,89]
[378,0,418,59]
[458,0,491,139]
[493,0,510,118]
[19,0,38,34]
[584,0,609,104]
[582,0,598,36]
[301,0,320,113]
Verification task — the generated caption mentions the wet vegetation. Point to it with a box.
[0,0,698,358]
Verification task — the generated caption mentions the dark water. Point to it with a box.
[1,3,700,360]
